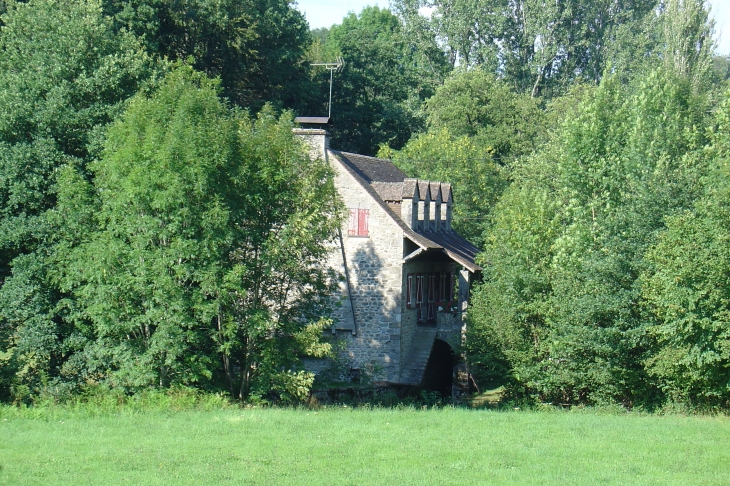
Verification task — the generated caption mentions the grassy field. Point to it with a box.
[1,405,729,485]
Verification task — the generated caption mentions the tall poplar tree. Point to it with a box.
[392,0,657,97]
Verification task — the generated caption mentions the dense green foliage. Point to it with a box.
[0,0,340,404]
[0,0,158,278]
[0,0,161,402]
[422,70,546,160]
[641,92,730,407]
[101,0,312,111]
[2,0,730,410]
[465,0,730,410]
[393,0,657,97]
[318,6,448,155]
[468,68,711,406]
[52,67,339,401]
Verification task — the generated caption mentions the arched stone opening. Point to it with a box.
[421,339,455,397]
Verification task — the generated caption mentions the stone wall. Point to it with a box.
[322,151,406,382]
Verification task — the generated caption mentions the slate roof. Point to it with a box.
[333,151,407,183]
[402,178,418,199]
[418,231,481,272]
[329,151,481,272]
[429,183,441,201]
[371,182,404,202]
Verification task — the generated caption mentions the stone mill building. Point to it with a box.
[294,120,481,395]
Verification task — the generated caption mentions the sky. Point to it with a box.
[294,0,730,56]
[710,0,730,55]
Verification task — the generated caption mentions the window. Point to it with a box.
[348,208,369,237]
[409,271,458,323]
[416,273,426,324]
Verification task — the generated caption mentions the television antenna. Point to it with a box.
[311,57,344,118]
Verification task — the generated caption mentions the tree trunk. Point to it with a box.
[238,336,250,401]
[531,68,543,98]
[218,313,234,395]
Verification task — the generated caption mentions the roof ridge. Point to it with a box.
[335,150,391,162]
[332,150,406,183]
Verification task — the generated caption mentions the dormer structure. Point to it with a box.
[294,127,481,395]
[420,181,431,232]
[432,184,442,232]
[442,183,453,231]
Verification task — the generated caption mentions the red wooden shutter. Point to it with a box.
[358,209,369,236]
[348,209,358,236]
[416,274,424,303]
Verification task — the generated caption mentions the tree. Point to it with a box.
[0,0,157,275]
[423,68,546,160]
[325,6,448,155]
[393,0,657,97]
[641,90,730,409]
[465,152,561,391]
[53,66,342,401]
[659,0,714,84]
[464,0,718,407]
[0,0,159,401]
[101,0,312,112]
[713,55,730,83]
[468,64,714,405]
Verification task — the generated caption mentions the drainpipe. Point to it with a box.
[338,227,358,336]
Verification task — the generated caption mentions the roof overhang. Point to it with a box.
[295,116,331,125]
[402,236,482,273]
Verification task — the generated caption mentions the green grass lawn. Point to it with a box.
[1,406,729,485]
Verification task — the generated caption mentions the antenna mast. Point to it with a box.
[311,58,344,118]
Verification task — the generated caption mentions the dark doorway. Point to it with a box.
[421,339,455,397]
